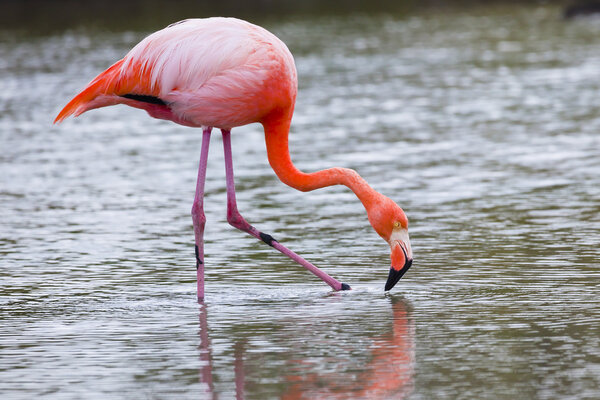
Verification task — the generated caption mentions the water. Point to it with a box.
[2,3,600,399]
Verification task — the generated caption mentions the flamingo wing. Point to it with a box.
[55,17,297,129]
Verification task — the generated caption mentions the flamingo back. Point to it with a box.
[55,17,298,129]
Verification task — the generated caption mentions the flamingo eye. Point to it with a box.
[393,221,401,228]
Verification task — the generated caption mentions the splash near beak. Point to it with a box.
[385,242,413,291]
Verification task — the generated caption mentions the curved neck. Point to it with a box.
[262,114,380,210]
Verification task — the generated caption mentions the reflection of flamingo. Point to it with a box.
[281,298,415,399]
[54,17,413,300]
[198,304,215,398]
[198,299,413,399]
[198,303,245,400]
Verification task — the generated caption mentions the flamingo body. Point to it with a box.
[55,17,413,298]
[55,18,296,129]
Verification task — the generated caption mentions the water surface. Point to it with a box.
[1,3,600,399]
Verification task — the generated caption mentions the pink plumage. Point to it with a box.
[55,17,413,300]
[55,17,297,129]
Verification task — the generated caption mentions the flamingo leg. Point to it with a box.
[221,129,350,291]
[192,127,212,301]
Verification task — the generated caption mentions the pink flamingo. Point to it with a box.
[54,17,413,300]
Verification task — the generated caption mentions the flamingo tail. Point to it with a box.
[54,59,126,124]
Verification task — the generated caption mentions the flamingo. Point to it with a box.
[54,17,413,300]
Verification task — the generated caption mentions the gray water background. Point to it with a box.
[1,3,599,399]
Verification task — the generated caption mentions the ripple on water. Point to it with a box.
[2,4,600,399]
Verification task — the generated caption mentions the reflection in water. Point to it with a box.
[282,298,414,399]
[198,303,215,398]
[234,340,246,400]
[198,298,414,399]
[198,303,247,400]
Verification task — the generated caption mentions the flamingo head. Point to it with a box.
[366,195,413,291]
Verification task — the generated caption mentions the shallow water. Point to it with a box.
[2,3,600,399]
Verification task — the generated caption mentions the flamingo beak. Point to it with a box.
[385,229,413,291]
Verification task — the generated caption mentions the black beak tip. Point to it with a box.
[384,259,413,291]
